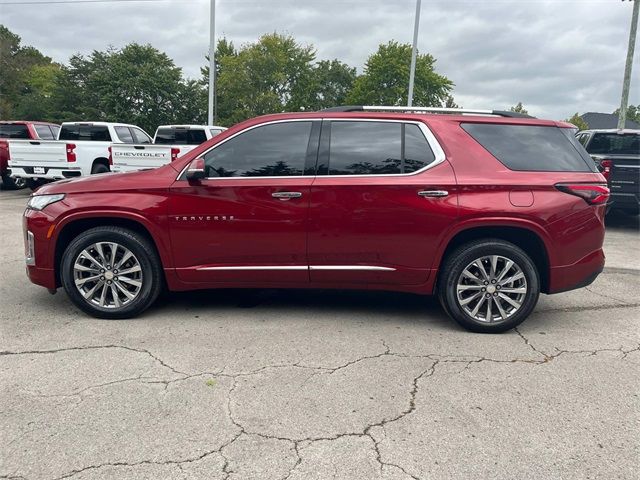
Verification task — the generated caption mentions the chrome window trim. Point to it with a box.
[195,265,396,272]
[175,118,446,181]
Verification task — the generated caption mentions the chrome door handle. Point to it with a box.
[272,191,302,200]
[418,190,449,198]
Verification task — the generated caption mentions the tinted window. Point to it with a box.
[404,123,436,173]
[576,133,589,146]
[328,121,435,175]
[34,125,55,139]
[203,122,312,177]
[586,133,640,156]
[461,123,596,172]
[155,128,207,145]
[0,124,29,139]
[115,126,134,143]
[210,128,224,137]
[59,125,111,141]
[131,127,152,144]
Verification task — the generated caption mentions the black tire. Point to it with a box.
[26,178,45,191]
[438,239,540,333]
[91,162,109,174]
[1,175,27,190]
[60,226,163,319]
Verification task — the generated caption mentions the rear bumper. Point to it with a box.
[548,248,605,294]
[9,165,82,180]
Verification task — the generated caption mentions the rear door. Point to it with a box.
[307,119,457,286]
[168,120,320,284]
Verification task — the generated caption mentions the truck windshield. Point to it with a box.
[59,125,111,141]
[155,128,207,145]
[0,124,30,139]
[586,133,640,156]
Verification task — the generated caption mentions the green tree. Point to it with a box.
[613,105,640,125]
[50,44,201,132]
[0,25,54,118]
[509,102,529,115]
[215,33,317,125]
[305,59,356,110]
[346,41,453,106]
[565,113,589,131]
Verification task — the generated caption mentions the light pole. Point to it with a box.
[618,0,639,130]
[208,0,216,126]
[407,0,422,107]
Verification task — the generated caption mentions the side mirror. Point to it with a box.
[186,157,206,182]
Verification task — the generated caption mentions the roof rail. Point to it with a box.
[320,105,534,118]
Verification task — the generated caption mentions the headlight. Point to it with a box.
[27,194,65,211]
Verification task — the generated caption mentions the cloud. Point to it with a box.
[1,0,638,119]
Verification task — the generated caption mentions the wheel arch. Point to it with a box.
[436,223,552,294]
[92,157,110,172]
[52,212,171,287]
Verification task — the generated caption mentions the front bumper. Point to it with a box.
[10,165,82,181]
[23,208,58,290]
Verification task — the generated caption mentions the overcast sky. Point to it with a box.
[1,0,638,120]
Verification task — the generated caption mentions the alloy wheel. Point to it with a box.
[73,242,143,309]
[456,255,527,323]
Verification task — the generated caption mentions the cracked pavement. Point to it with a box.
[1,189,639,480]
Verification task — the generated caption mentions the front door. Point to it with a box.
[308,119,457,286]
[169,120,320,284]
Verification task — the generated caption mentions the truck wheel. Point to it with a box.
[438,239,540,333]
[26,179,44,191]
[1,175,27,190]
[91,163,109,174]
[60,226,163,319]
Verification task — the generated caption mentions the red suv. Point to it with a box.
[22,107,608,332]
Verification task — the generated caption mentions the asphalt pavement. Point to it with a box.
[1,188,638,480]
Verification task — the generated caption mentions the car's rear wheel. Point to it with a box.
[438,239,540,333]
[60,226,162,319]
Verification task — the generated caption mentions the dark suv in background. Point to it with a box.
[577,129,640,215]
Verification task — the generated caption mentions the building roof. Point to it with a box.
[580,112,640,130]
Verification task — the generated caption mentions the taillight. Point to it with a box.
[108,146,112,166]
[170,147,180,162]
[599,159,612,181]
[556,183,610,205]
[66,143,76,163]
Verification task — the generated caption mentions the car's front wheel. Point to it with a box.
[438,239,540,333]
[60,226,163,319]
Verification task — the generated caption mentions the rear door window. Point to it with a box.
[59,125,111,141]
[326,121,435,175]
[114,126,135,143]
[0,124,30,139]
[34,125,55,140]
[461,123,597,172]
[210,128,224,137]
[131,127,152,144]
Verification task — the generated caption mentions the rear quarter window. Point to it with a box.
[461,123,597,172]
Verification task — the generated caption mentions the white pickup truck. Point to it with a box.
[110,124,226,173]
[9,122,152,189]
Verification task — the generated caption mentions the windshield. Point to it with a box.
[0,124,30,139]
[586,133,640,156]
